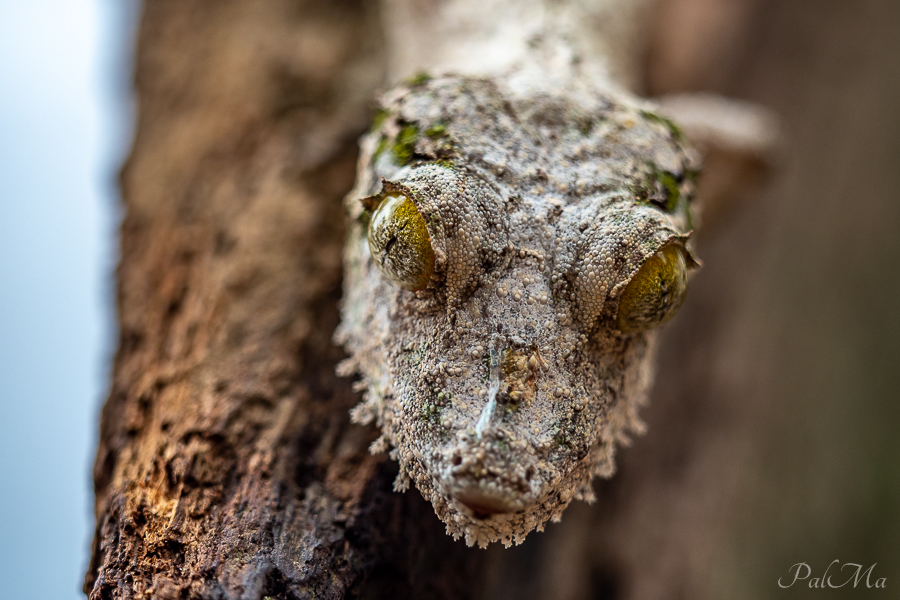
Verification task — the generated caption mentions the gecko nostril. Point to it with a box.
[525,467,534,482]
[452,455,462,466]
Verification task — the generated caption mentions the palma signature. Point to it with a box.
[778,561,887,589]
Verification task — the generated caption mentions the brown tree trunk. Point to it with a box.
[82,1,481,597]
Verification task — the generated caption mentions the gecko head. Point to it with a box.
[339,76,699,547]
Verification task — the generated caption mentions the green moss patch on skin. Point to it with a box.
[640,109,685,143]
[425,123,458,159]
[406,71,433,87]
[370,107,390,133]
[433,158,457,169]
[369,108,392,163]
[373,134,389,163]
[392,123,420,165]
[421,401,444,425]
[425,123,446,138]
[653,167,681,213]
[633,163,683,214]
[371,114,456,167]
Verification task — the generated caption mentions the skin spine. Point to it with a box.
[336,75,699,547]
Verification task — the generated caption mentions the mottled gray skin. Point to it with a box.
[336,75,698,547]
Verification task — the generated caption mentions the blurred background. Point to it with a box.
[638,0,900,597]
[0,0,897,598]
[484,3,900,596]
[0,1,136,598]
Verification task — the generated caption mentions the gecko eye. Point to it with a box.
[616,243,688,333]
[367,193,436,290]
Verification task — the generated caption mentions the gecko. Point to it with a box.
[335,71,700,548]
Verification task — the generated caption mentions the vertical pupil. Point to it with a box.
[383,235,398,255]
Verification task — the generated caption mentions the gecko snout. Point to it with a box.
[441,436,540,517]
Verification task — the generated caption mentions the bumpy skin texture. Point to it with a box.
[337,75,699,547]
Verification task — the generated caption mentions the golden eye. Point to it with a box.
[367,193,436,290]
[616,244,688,333]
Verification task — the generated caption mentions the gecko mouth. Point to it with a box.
[453,486,519,517]
[442,435,539,517]
[448,471,532,517]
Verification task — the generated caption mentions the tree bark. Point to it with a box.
[82,1,461,597]
[85,1,783,599]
